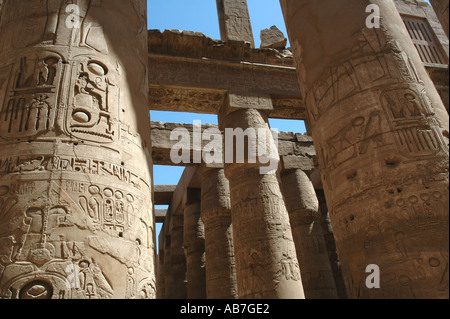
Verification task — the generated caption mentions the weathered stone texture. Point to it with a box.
[183,190,206,299]
[216,0,255,47]
[429,0,449,38]
[147,30,305,120]
[0,0,155,299]
[281,169,338,299]
[220,105,305,299]
[281,0,449,298]
[201,167,237,299]
[260,25,288,50]
[163,215,187,299]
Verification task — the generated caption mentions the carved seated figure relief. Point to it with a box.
[67,58,117,144]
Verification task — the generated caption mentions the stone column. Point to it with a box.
[430,0,449,38]
[219,94,305,299]
[201,167,238,299]
[156,244,165,299]
[0,0,155,299]
[280,0,449,298]
[183,189,206,299]
[316,189,348,299]
[216,0,255,47]
[164,215,187,299]
[281,169,338,299]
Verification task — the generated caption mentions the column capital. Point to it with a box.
[219,92,273,122]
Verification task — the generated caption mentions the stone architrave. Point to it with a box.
[280,0,449,298]
[430,0,449,38]
[219,96,305,299]
[0,0,155,299]
[183,189,206,299]
[216,0,256,47]
[281,169,338,299]
[201,167,238,299]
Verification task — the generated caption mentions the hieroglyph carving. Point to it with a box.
[65,56,118,143]
[0,181,114,299]
[311,26,447,175]
[0,52,64,140]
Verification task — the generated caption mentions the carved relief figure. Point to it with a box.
[0,53,63,140]
[66,57,118,143]
[326,116,365,168]
[381,88,443,158]
[78,185,142,238]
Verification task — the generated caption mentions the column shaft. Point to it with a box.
[0,0,155,299]
[201,168,237,299]
[164,216,187,299]
[183,195,206,299]
[280,0,449,298]
[316,190,348,299]
[281,169,338,299]
[220,106,305,299]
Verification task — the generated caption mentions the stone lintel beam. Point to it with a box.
[148,29,294,67]
[151,121,316,170]
[149,84,306,120]
[148,36,305,120]
[148,53,302,107]
[216,0,255,47]
[155,209,168,223]
[154,185,177,205]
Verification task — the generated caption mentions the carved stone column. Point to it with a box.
[219,95,305,299]
[316,189,348,299]
[280,0,449,298]
[430,0,449,38]
[164,215,187,299]
[183,189,206,299]
[0,0,155,299]
[156,245,165,299]
[201,167,238,299]
[281,169,338,299]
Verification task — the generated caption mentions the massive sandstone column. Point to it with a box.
[0,0,155,299]
[183,189,206,299]
[219,95,305,299]
[430,0,449,39]
[281,169,338,299]
[280,0,449,298]
[201,167,238,299]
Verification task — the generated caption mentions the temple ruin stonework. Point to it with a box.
[0,0,449,300]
